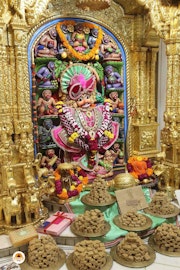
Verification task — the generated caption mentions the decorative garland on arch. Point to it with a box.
[56,20,103,61]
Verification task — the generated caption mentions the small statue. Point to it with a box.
[36,61,56,88]
[37,89,58,117]
[23,177,40,223]
[57,24,71,56]
[104,66,123,90]
[96,149,114,178]
[41,148,60,172]
[100,35,122,60]
[38,119,55,148]
[108,91,124,114]
[3,179,22,225]
[35,27,58,57]
[71,23,88,52]
[19,132,34,164]
[110,142,124,165]
[87,28,98,49]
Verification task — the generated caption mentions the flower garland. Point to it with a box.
[60,102,113,146]
[56,21,103,61]
[127,156,154,182]
[54,166,88,200]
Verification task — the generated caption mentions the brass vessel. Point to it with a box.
[113,172,136,190]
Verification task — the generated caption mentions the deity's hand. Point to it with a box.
[55,101,64,113]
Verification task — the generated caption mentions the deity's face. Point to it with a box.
[75,23,84,33]
[76,92,93,109]
[103,35,110,44]
[49,28,57,39]
[114,143,120,151]
[43,119,53,129]
[47,61,55,71]
[42,90,52,100]
[105,66,113,75]
[110,91,118,100]
[91,28,98,37]
[46,149,55,157]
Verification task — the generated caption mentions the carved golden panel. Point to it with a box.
[132,124,159,156]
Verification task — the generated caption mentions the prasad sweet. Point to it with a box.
[116,232,151,262]
[147,192,175,215]
[153,223,180,253]
[72,209,106,234]
[72,240,107,270]
[85,177,112,204]
[27,235,64,268]
[119,211,147,227]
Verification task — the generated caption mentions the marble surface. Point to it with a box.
[0,237,180,270]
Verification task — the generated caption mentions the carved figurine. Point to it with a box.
[71,23,89,52]
[51,64,119,175]
[87,28,98,49]
[108,91,124,114]
[35,27,58,57]
[3,179,22,225]
[23,176,40,223]
[36,61,56,88]
[104,65,123,90]
[110,142,124,165]
[37,89,58,117]
[19,132,34,164]
[96,149,114,178]
[100,35,122,60]
[40,148,60,172]
[57,24,71,56]
[38,119,55,148]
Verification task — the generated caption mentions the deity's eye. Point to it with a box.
[78,97,83,102]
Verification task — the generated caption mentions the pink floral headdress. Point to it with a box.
[68,73,96,100]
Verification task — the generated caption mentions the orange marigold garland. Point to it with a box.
[56,20,103,61]
[54,166,88,200]
[127,156,154,182]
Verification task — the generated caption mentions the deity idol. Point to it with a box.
[51,64,119,177]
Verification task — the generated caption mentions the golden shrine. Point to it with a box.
[0,0,179,230]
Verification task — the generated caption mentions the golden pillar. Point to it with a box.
[130,47,159,156]
[136,0,180,190]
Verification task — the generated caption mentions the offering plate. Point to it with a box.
[21,248,66,270]
[148,234,180,257]
[70,220,111,237]
[66,252,113,270]
[144,204,180,218]
[81,194,116,207]
[113,214,152,235]
[110,244,156,268]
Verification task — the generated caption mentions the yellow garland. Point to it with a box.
[56,21,103,61]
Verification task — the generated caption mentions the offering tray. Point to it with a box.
[66,252,113,270]
[21,248,66,270]
[113,214,152,233]
[81,194,116,207]
[70,221,111,237]
[144,205,180,218]
[110,244,156,268]
[148,234,180,257]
